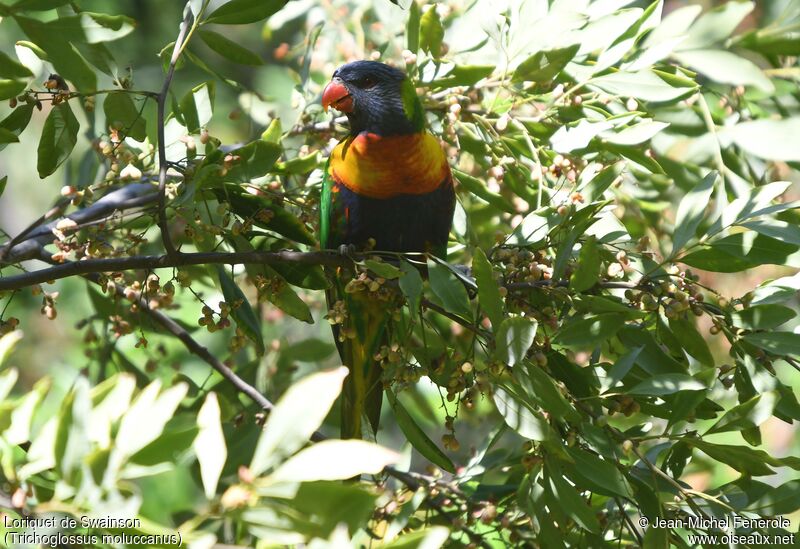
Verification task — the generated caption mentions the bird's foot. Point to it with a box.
[338,243,357,259]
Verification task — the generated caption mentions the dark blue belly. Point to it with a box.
[326,177,455,256]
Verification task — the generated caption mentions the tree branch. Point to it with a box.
[0,250,352,291]
[0,183,158,265]
[156,4,194,258]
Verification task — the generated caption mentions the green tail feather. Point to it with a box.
[327,281,389,440]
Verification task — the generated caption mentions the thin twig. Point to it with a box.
[156,4,194,258]
[38,251,275,412]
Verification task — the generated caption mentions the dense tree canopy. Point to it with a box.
[0,0,799,547]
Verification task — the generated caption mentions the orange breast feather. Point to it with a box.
[328,132,450,199]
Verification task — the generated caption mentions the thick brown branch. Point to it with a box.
[1,183,158,264]
[0,250,350,292]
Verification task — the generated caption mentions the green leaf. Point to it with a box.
[746,479,800,515]
[80,12,135,43]
[0,129,18,144]
[419,7,443,58]
[383,528,450,549]
[388,391,455,473]
[603,120,669,146]
[0,175,6,198]
[741,219,800,246]
[563,447,631,498]
[731,304,795,330]
[103,92,147,141]
[601,347,642,392]
[11,0,71,10]
[737,26,800,56]
[743,332,800,357]
[0,79,26,101]
[591,70,695,103]
[668,317,714,366]
[4,377,50,445]
[15,16,96,92]
[216,266,265,355]
[495,317,536,366]
[205,0,286,24]
[671,171,717,255]
[54,378,91,477]
[0,368,18,403]
[406,0,420,52]
[224,139,282,181]
[270,440,399,482]
[674,49,773,93]
[578,161,622,202]
[722,117,800,162]
[427,260,472,319]
[399,260,423,315]
[679,1,754,50]
[512,44,579,83]
[291,481,379,540]
[551,119,613,153]
[472,248,504,328]
[251,367,348,475]
[629,374,705,396]
[688,440,776,476]
[260,118,282,142]
[516,363,580,422]
[545,460,600,533]
[0,51,33,79]
[682,232,799,272]
[37,102,79,178]
[570,237,600,292]
[259,266,313,323]
[179,81,214,133]
[364,259,402,280]
[274,151,320,175]
[0,103,34,152]
[115,381,188,457]
[554,313,626,349]
[430,64,494,88]
[281,339,335,362]
[493,387,553,441]
[453,169,515,213]
[705,392,777,436]
[193,393,226,498]
[199,29,263,65]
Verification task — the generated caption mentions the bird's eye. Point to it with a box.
[356,76,376,89]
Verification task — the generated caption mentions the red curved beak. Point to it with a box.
[322,79,353,113]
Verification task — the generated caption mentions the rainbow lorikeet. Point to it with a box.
[319,61,455,439]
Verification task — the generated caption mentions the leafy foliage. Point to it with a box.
[0,0,799,547]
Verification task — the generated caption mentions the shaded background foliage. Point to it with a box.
[0,0,799,547]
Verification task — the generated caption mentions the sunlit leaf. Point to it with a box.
[419,7,443,58]
[194,393,226,498]
[671,171,718,255]
[495,317,536,366]
[270,440,399,482]
[251,367,348,476]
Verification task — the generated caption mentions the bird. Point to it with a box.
[319,60,455,440]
